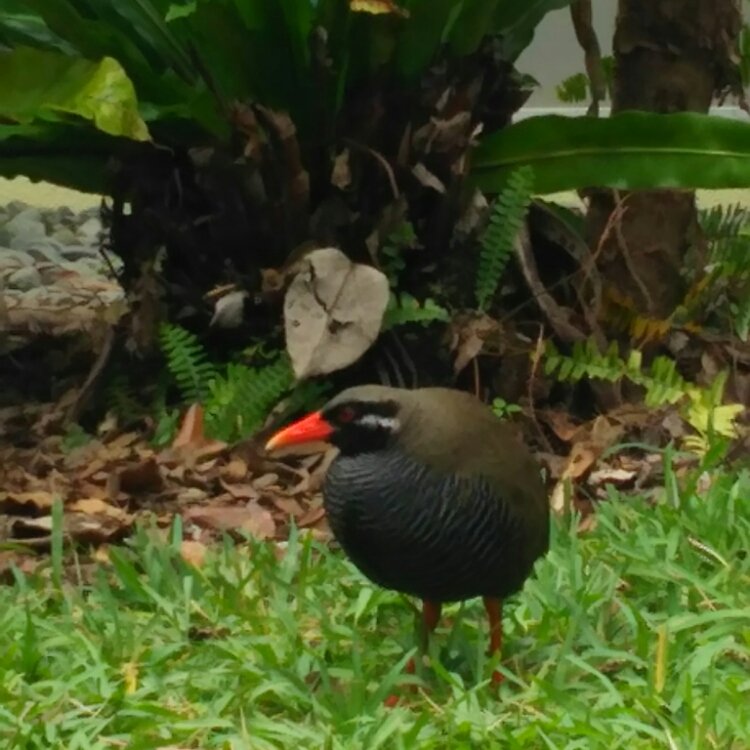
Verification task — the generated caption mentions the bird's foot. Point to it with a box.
[383,693,401,708]
[383,657,419,707]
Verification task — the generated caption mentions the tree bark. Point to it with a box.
[585,0,742,320]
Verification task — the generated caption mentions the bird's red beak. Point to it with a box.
[264,411,334,452]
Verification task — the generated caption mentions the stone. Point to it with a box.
[5,201,30,216]
[77,217,102,242]
[51,226,78,245]
[60,243,100,261]
[6,207,46,250]
[60,258,103,277]
[7,266,41,291]
[0,248,35,269]
[24,239,65,264]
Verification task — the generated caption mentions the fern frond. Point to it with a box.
[700,203,750,271]
[700,202,750,240]
[545,338,688,407]
[105,372,143,422]
[731,296,750,342]
[475,166,534,311]
[159,323,218,403]
[382,293,449,330]
[205,356,294,441]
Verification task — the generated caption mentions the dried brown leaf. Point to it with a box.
[411,163,446,194]
[219,481,260,501]
[180,540,207,568]
[172,404,206,449]
[588,467,637,487]
[331,148,352,190]
[283,247,389,378]
[184,502,276,540]
[0,490,56,511]
[297,502,326,528]
[222,458,248,483]
[68,497,130,522]
[449,314,500,375]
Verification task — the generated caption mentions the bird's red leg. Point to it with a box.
[385,599,442,707]
[407,599,442,673]
[483,596,504,685]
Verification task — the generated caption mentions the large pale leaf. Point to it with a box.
[284,247,390,379]
[471,112,750,195]
[0,46,149,140]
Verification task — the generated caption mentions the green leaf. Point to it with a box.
[0,7,75,52]
[0,46,149,140]
[165,2,197,23]
[471,112,750,195]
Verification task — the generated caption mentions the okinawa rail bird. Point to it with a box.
[265,385,549,686]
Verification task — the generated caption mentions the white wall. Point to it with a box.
[517,2,617,109]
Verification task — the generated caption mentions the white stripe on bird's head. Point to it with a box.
[357,414,400,432]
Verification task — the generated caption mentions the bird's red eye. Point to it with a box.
[337,406,356,423]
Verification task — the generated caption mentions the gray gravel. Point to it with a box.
[0,201,125,346]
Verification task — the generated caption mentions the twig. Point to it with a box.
[343,139,400,200]
[570,0,607,117]
[514,223,586,343]
[472,356,481,398]
[612,190,654,312]
[528,324,554,454]
[66,326,116,424]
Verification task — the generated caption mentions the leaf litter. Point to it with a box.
[1,366,742,580]
[0,399,334,577]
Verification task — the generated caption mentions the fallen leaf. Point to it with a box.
[449,314,500,374]
[297,503,326,528]
[93,545,111,564]
[588,467,637,486]
[210,290,248,329]
[184,503,276,540]
[350,0,409,17]
[253,473,278,490]
[172,404,206,449]
[283,247,389,378]
[222,458,248,483]
[180,540,207,568]
[220,481,260,500]
[107,432,140,453]
[0,490,56,511]
[331,148,352,190]
[271,496,305,517]
[543,411,582,442]
[411,163,446,194]
[68,497,130,521]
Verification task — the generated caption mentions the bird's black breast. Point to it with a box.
[323,449,541,602]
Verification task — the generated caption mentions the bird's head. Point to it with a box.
[265,385,404,456]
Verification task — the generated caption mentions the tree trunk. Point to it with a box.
[585,0,742,320]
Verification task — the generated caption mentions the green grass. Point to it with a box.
[1,466,749,750]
